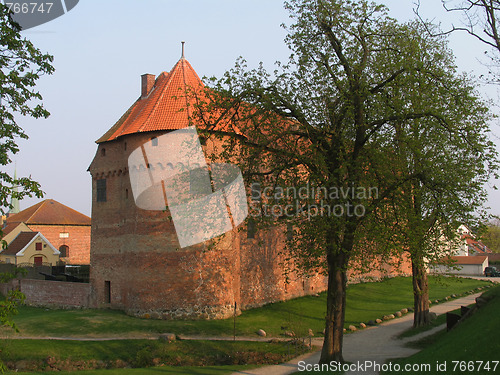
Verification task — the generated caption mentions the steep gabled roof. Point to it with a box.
[97,58,204,143]
[1,231,59,256]
[2,222,26,237]
[465,237,492,254]
[6,199,91,226]
[1,231,38,255]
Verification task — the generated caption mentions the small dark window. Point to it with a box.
[287,222,294,241]
[125,188,129,199]
[124,142,127,151]
[97,179,107,202]
[35,242,42,251]
[59,245,69,257]
[104,281,111,304]
[151,137,158,147]
[247,219,256,239]
[101,148,106,156]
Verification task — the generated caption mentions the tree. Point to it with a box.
[0,3,53,362]
[370,20,498,327]
[416,0,500,82]
[193,0,495,362]
[0,2,53,214]
[481,219,500,252]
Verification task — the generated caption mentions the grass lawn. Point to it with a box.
[382,284,500,375]
[0,276,492,373]
[13,365,258,375]
[0,276,490,339]
[1,339,296,372]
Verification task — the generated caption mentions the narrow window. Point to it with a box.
[247,219,256,239]
[124,142,127,151]
[101,148,106,156]
[104,281,111,303]
[59,245,69,257]
[125,188,129,199]
[151,137,158,147]
[287,222,294,241]
[97,179,107,202]
[35,242,42,251]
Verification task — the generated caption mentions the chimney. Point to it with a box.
[141,74,155,98]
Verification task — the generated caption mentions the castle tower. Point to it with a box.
[88,54,242,319]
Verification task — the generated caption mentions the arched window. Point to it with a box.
[59,245,69,258]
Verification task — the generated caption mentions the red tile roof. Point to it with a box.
[452,255,488,265]
[97,58,204,143]
[465,237,492,254]
[2,231,38,255]
[6,199,91,226]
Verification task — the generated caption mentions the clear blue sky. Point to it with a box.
[6,0,500,217]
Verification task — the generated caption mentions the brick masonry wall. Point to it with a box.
[27,224,90,265]
[0,279,90,308]
[88,131,327,318]
[239,226,328,310]
[88,130,410,319]
[88,133,243,318]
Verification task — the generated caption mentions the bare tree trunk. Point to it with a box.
[320,251,348,364]
[412,252,431,327]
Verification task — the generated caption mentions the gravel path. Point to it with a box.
[230,292,483,375]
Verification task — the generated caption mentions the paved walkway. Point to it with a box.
[230,292,482,375]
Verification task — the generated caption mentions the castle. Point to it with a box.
[88,52,328,319]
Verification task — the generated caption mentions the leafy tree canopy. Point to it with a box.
[0,3,54,213]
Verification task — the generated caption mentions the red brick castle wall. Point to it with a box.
[88,131,328,319]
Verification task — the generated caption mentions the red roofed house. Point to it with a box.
[0,231,60,266]
[465,237,492,255]
[2,199,91,265]
[434,255,489,276]
[445,224,493,257]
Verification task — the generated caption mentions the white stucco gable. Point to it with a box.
[16,232,60,256]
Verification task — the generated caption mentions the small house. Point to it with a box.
[433,255,489,276]
[0,232,60,266]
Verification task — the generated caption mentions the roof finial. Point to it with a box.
[181,41,185,59]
